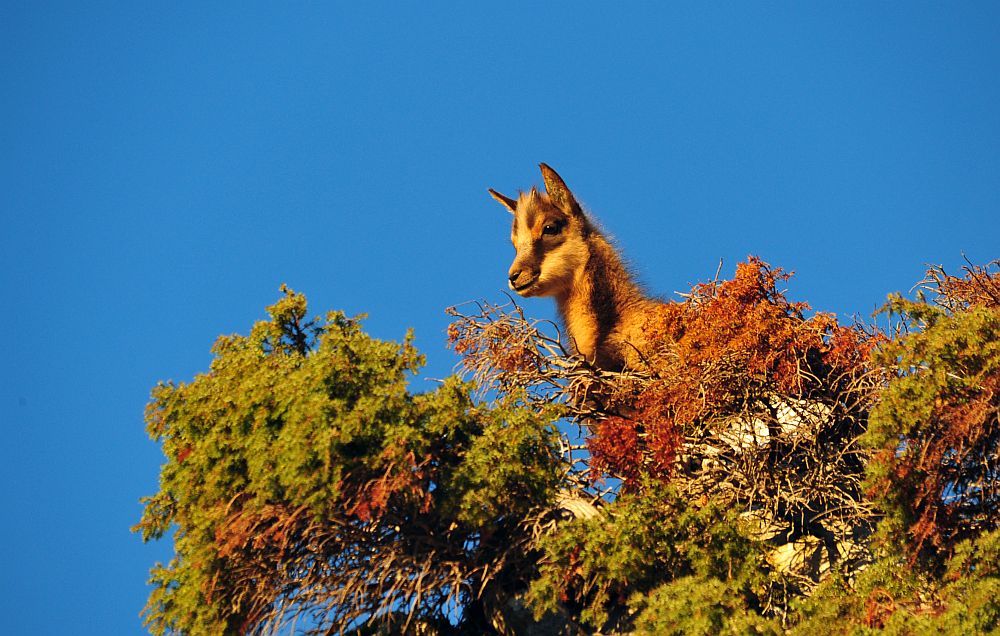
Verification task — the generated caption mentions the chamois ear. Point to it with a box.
[488,188,518,214]
[539,163,581,216]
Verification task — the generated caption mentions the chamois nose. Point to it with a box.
[508,266,537,293]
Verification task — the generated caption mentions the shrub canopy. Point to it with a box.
[136,287,563,634]
[138,260,1000,634]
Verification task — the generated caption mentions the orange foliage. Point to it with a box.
[345,449,432,522]
[924,259,1000,312]
[587,257,883,489]
[448,313,543,377]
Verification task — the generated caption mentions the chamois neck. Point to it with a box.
[558,233,645,308]
[555,231,651,365]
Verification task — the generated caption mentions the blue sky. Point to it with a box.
[1,3,998,633]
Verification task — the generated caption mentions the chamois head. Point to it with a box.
[488,164,591,299]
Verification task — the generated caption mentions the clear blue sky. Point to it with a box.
[1,3,998,633]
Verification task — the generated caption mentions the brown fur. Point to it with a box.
[489,164,661,370]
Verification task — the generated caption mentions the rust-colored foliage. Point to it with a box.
[448,302,548,383]
[922,258,1000,313]
[343,448,432,522]
[862,588,897,629]
[587,257,883,489]
[588,416,644,485]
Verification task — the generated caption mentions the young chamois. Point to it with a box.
[489,164,661,371]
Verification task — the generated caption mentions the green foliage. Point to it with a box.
[787,529,1000,635]
[526,483,774,632]
[630,576,780,635]
[135,287,563,634]
[439,392,564,528]
[939,528,1000,634]
[788,555,932,635]
[865,293,1000,561]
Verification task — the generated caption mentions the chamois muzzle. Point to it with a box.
[508,267,538,294]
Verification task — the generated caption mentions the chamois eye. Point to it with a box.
[542,223,561,236]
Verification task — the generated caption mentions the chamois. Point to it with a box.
[489,164,661,371]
